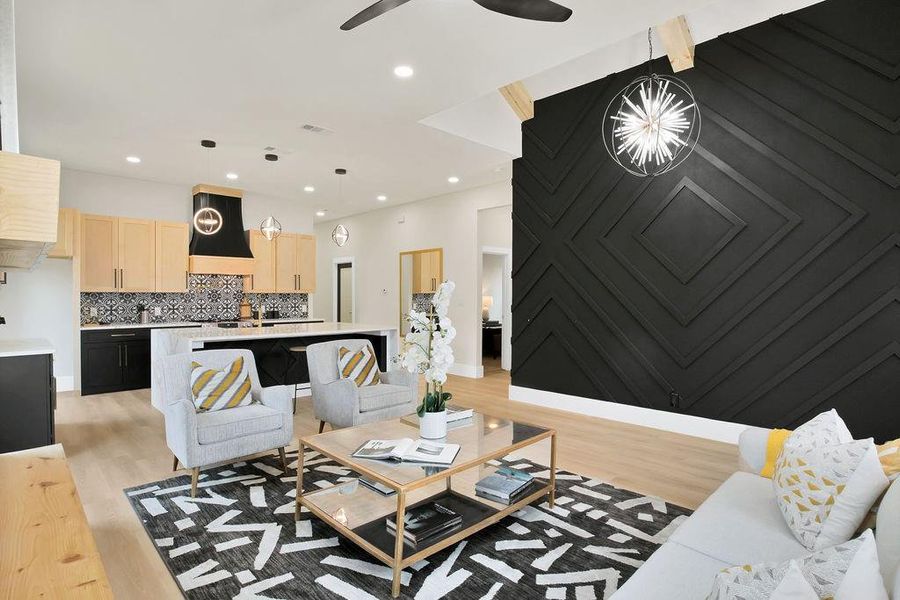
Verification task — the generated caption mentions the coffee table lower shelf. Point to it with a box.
[296,482,552,597]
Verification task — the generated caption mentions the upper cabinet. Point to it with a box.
[0,151,61,269]
[47,208,78,259]
[245,230,276,293]
[412,249,443,293]
[155,221,190,292]
[118,218,156,291]
[81,214,119,292]
[244,230,315,294]
[297,234,316,293]
[82,215,181,293]
[274,233,300,293]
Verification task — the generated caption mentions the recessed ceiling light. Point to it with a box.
[393,65,414,79]
[126,156,141,164]
[316,210,327,217]
[377,195,387,202]
[447,176,460,184]
[304,186,315,193]
[225,172,238,180]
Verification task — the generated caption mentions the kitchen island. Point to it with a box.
[150,322,398,411]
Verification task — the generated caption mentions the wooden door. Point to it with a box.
[47,208,77,259]
[118,218,156,292]
[245,230,276,292]
[155,221,189,292]
[428,250,443,289]
[80,214,118,291]
[274,233,299,293]
[296,234,316,292]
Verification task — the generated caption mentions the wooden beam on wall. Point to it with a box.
[499,81,534,122]
[657,16,695,72]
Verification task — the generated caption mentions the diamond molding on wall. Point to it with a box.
[511,0,899,442]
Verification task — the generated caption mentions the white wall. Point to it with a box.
[0,168,315,389]
[477,204,512,249]
[313,181,512,376]
[481,254,504,322]
[0,0,18,152]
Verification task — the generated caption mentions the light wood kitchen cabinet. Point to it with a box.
[413,249,443,293]
[117,218,156,292]
[244,230,276,293]
[47,208,78,259]
[81,215,119,291]
[81,215,156,292]
[155,221,190,292]
[297,234,316,292]
[274,234,300,293]
[0,151,60,269]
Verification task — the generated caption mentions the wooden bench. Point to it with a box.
[0,444,113,598]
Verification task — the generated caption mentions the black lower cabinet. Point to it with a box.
[0,352,55,453]
[81,329,151,395]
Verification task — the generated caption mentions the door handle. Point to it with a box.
[124,345,128,367]
[110,333,136,337]
[120,268,125,289]
[114,268,117,289]
[185,271,189,289]
[250,274,254,290]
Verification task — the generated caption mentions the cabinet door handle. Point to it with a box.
[120,268,125,289]
[110,333,136,337]
[185,271,189,289]
[118,345,122,367]
[114,268,117,289]
[250,274,254,290]
[124,345,128,367]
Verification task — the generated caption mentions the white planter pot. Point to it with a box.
[419,410,448,440]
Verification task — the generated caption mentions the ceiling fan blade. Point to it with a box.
[341,0,415,30]
[471,0,572,22]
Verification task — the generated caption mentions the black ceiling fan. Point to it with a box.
[341,0,573,31]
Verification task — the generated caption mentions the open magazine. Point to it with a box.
[351,438,460,466]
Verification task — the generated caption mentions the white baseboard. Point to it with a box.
[509,384,747,444]
[56,375,75,392]
[449,363,484,379]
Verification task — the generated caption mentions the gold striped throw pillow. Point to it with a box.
[190,356,253,412]
[338,346,380,387]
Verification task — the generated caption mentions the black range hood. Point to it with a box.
[188,184,255,275]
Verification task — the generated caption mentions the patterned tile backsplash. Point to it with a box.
[412,293,435,313]
[81,274,309,324]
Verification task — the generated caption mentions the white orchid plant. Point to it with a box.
[398,281,457,416]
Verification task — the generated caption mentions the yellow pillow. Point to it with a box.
[878,439,899,480]
[760,428,792,478]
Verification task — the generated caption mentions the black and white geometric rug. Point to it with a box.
[125,449,691,599]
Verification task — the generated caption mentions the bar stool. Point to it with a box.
[288,345,307,414]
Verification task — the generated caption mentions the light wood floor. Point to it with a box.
[56,369,738,599]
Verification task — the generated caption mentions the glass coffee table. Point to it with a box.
[294,412,557,598]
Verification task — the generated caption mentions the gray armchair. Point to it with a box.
[157,349,294,497]
[306,339,418,431]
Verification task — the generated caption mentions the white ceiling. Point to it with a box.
[14,0,815,221]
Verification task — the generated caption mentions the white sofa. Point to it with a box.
[613,426,900,599]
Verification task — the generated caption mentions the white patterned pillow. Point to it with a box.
[708,530,888,600]
[784,409,852,452]
[773,439,888,550]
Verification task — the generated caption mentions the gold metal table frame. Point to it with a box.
[294,413,557,598]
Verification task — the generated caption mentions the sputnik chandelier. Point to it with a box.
[602,29,701,177]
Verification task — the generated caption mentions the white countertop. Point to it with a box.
[81,318,323,331]
[155,321,396,346]
[0,338,55,358]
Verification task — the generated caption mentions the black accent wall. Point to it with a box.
[511,0,899,442]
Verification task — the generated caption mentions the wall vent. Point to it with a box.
[301,123,334,135]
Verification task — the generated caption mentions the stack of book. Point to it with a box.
[475,467,534,505]
[386,502,462,547]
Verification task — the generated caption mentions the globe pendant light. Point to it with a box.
[194,139,225,235]
[331,168,350,247]
[260,216,282,241]
[602,29,701,177]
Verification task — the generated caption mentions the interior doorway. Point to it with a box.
[332,258,355,323]
[480,247,512,373]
